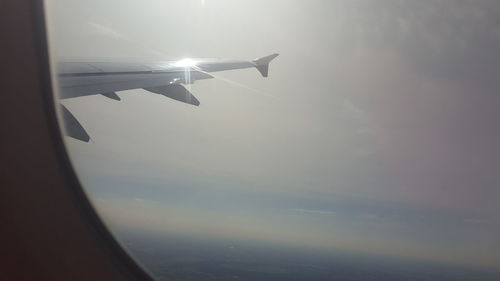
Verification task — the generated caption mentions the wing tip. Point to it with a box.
[253,53,279,77]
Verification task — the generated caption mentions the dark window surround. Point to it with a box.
[0,1,156,281]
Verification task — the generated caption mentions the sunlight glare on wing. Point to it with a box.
[171,59,198,89]
[173,58,198,68]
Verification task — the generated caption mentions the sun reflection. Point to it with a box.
[173,58,198,68]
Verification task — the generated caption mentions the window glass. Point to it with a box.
[45,1,500,280]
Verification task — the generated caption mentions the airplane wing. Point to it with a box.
[57,54,279,100]
[56,54,279,142]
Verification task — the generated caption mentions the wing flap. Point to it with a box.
[60,104,90,142]
[144,84,200,106]
[102,92,121,101]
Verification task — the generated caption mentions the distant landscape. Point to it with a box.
[118,230,500,281]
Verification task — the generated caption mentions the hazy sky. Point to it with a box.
[46,0,500,268]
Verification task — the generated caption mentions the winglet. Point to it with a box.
[252,53,279,77]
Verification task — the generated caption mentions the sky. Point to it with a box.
[45,0,500,268]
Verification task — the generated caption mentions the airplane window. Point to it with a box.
[45,0,500,280]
